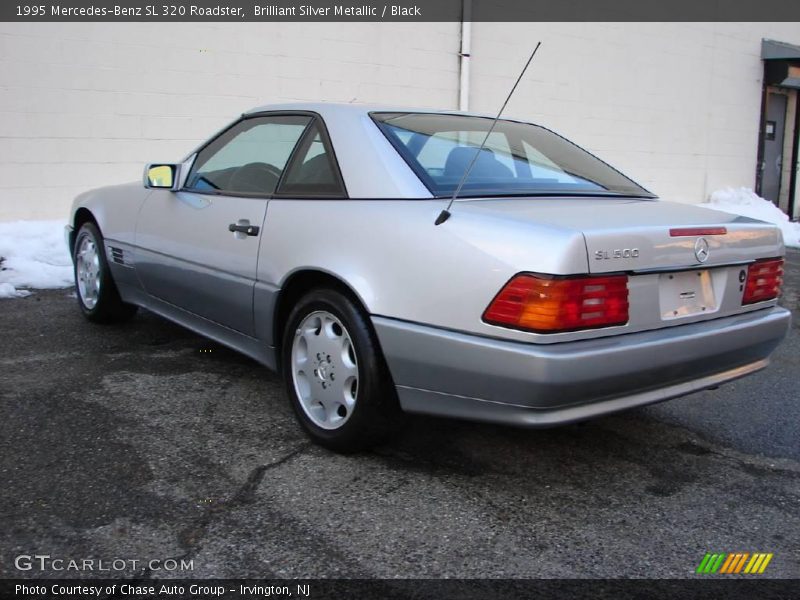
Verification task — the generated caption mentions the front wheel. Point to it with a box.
[73,222,137,323]
[281,288,402,452]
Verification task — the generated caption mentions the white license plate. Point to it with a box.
[659,270,716,320]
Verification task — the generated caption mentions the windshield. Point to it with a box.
[371,112,654,198]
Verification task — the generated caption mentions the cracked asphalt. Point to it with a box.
[1,250,798,580]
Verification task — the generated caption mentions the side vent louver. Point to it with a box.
[110,246,126,266]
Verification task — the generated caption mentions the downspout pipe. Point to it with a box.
[458,0,472,111]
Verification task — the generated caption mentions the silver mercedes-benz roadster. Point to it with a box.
[67,103,790,451]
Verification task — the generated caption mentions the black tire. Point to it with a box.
[72,222,138,323]
[281,287,403,452]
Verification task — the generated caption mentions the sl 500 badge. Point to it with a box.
[595,248,640,260]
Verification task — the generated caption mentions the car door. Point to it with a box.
[134,114,313,336]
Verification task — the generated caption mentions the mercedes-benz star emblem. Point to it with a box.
[694,237,710,263]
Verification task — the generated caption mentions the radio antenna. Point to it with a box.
[435,42,541,226]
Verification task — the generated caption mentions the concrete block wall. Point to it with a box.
[0,21,798,220]
[0,22,458,220]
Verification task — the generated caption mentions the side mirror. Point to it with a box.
[144,164,179,190]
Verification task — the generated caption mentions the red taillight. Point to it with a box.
[742,258,784,305]
[483,273,629,333]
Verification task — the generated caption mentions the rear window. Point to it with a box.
[371,112,653,198]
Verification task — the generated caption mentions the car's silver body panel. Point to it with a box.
[135,189,268,336]
[67,102,791,426]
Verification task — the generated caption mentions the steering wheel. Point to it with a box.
[228,162,282,194]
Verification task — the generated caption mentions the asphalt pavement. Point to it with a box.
[1,251,798,580]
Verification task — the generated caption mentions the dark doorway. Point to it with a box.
[762,92,787,204]
[758,39,800,218]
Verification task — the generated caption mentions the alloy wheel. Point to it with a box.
[290,310,359,430]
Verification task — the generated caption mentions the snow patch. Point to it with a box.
[0,220,74,298]
[705,188,800,248]
[0,282,31,299]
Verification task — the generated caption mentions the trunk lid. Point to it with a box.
[464,197,783,273]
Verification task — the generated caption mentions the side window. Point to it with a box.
[278,121,346,198]
[185,115,311,195]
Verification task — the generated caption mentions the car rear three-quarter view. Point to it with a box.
[66,103,791,452]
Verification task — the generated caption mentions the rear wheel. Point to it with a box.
[73,222,137,323]
[282,288,402,452]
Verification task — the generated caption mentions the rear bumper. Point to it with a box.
[372,306,791,427]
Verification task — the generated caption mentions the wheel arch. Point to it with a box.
[272,269,373,365]
[70,207,99,253]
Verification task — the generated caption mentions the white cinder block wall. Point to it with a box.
[0,22,459,220]
[0,21,798,220]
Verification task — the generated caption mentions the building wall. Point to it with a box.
[0,21,798,221]
[0,22,458,220]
